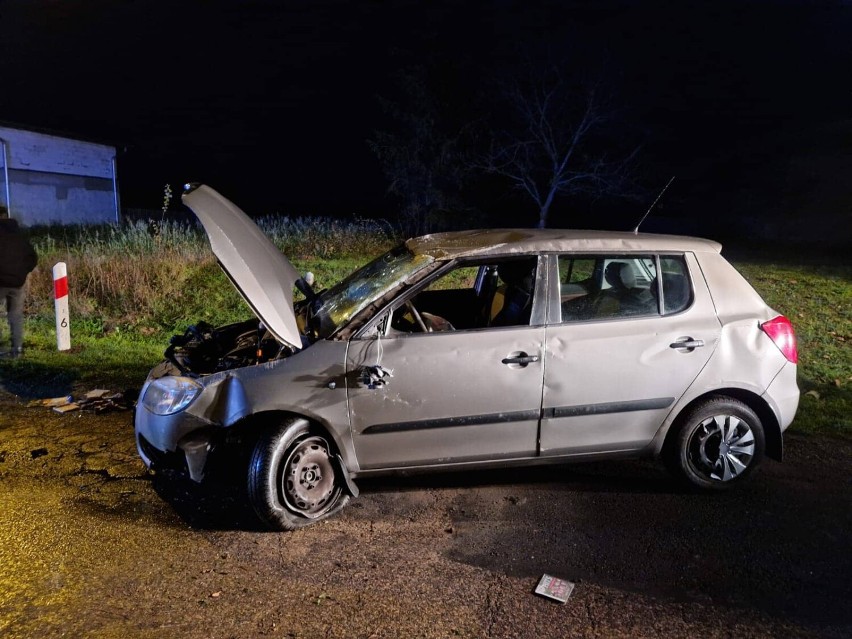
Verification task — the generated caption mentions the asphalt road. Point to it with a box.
[0,393,849,638]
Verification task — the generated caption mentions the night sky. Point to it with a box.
[2,0,851,227]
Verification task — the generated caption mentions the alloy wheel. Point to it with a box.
[688,414,756,482]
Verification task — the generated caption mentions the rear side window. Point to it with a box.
[557,254,692,322]
[659,256,692,315]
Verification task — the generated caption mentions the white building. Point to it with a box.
[0,123,120,225]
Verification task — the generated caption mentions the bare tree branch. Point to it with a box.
[477,67,638,227]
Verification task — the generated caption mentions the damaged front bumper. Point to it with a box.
[135,400,216,482]
[135,370,254,482]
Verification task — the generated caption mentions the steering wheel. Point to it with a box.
[404,300,430,332]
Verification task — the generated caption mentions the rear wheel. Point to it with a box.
[666,397,765,490]
[247,419,350,530]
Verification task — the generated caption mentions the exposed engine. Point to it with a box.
[163,319,294,376]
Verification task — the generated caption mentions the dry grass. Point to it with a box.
[25,217,396,331]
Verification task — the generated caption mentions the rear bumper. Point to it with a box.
[764,362,799,433]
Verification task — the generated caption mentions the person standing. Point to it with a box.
[0,218,38,358]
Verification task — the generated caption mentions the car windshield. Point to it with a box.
[311,244,434,338]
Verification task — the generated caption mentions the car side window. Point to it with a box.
[558,254,659,321]
[388,257,539,333]
[659,256,692,315]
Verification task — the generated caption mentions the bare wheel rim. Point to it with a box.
[281,436,336,517]
[687,414,756,482]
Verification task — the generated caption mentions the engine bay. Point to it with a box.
[164,319,294,376]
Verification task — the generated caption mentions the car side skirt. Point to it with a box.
[350,447,647,478]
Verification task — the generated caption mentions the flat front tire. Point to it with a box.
[666,397,765,490]
[247,419,349,530]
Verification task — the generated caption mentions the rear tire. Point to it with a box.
[665,397,765,490]
[247,418,350,530]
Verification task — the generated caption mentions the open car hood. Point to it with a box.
[182,184,302,350]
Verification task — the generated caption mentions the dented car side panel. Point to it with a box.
[646,252,798,456]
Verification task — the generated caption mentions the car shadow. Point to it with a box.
[356,459,676,496]
[149,458,675,532]
[150,471,266,532]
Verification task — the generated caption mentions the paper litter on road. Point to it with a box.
[534,574,575,603]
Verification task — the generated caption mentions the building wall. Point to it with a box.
[0,125,118,225]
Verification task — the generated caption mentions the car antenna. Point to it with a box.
[632,175,675,234]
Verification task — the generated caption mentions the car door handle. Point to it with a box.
[502,353,540,366]
[669,338,705,350]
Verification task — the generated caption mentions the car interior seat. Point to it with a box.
[490,259,537,326]
[606,261,637,291]
[478,265,501,326]
[591,261,636,316]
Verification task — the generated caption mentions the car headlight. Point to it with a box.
[142,376,202,415]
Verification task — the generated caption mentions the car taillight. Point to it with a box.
[761,315,798,364]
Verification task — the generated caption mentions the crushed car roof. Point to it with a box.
[405,229,723,259]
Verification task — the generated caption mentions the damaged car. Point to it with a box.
[135,184,800,530]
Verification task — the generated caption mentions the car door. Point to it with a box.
[540,252,721,457]
[346,258,547,471]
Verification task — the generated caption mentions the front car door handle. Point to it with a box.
[669,338,705,351]
[502,353,540,366]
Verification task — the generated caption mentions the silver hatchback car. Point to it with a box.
[135,185,800,530]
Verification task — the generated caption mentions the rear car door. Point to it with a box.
[347,257,547,471]
[540,252,721,457]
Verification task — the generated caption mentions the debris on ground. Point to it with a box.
[52,402,81,413]
[534,574,575,603]
[84,389,112,399]
[36,395,73,408]
[29,390,135,414]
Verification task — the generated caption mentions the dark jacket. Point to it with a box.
[0,219,38,288]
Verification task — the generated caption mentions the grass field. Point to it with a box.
[734,259,850,435]
[0,222,848,437]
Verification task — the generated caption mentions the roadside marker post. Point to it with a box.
[53,262,71,351]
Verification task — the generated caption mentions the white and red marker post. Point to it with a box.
[53,262,71,351]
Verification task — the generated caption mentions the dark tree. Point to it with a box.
[480,66,639,228]
[368,70,473,235]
